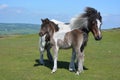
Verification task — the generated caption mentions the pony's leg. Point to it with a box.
[51,46,59,73]
[76,49,84,75]
[76,50,85,70]
[39,37,46,65]
[39,45,45,65]
[81,51,85,68]
[46,43,53,62]
[69,48,76,71]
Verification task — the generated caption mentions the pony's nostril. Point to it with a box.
[95,36,102,41]
[99,36,102,40]
[39,32,43,36]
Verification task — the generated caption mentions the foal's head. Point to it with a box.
[39,18,59,37]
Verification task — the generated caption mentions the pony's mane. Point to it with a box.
[41,18,59,32]
[50,20,59,32]
[70,7,98,30]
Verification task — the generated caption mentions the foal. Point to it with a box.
[39,19,70,65]
[39,7,102,75]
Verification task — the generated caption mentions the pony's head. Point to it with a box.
[39,18,59,37]
[86,7,102,40]
[89,13,102,40]
[70,7,102,41]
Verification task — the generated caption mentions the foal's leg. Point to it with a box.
[76,49,84,75]
[51,46,59,73]
[69,48,76,71]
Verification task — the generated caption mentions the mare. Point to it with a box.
[39,7,102,75]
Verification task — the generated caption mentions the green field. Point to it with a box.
[0,29,120,80]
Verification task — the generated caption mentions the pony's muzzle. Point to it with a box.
[95,35,102,41]
[39,32,44,37]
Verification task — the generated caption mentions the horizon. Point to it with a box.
[0,0,120,29]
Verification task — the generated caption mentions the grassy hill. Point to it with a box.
[0,23,40,35]
[0,29,120,80]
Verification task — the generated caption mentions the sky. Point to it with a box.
[0,0,120,29]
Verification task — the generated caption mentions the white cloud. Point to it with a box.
[0,4,8,10]
[16,9,22,14]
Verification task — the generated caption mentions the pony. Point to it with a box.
[39,7,102,75]
[39,19,71,65]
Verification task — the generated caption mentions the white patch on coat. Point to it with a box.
[39,34,46,51]
[96,19,101,36]
[51,19,72,48]
[96,19,101,29]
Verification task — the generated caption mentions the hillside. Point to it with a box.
[0,23,40,35]
[0,22,120,36]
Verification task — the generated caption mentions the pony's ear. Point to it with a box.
[41,18,50,23]
[46,18,49,21]
[98,12,102,21]
[45,18,50,23]
[98,12,101,16]
[41,19,44,23]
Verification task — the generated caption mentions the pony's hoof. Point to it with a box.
[51,71,55,73]
[75,70,83,75]
[39,60,45,65]
[76,71,80,75]
[51,69,57,73]
[69,68,76,72]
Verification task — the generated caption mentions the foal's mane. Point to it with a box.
[70,7,100,30]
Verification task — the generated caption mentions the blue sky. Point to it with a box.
[0,0,120,29]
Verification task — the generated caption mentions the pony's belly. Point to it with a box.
[57,39,71,49]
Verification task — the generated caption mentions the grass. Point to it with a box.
[0,29,120,80]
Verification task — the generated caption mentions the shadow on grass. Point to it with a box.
[34,59,88,71]
[34,59,69,70]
